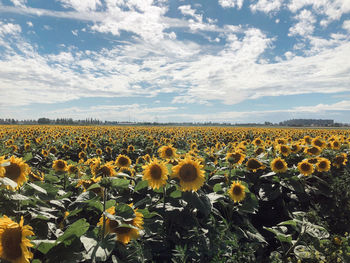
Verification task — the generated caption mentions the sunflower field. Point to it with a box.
[1,125,350,263]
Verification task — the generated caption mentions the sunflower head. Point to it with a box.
[246,158,265,172]
[29,171,45,182]
[270,157,288,173]
[142,159,168,190]
[316,157,331,172]
[304,146,322,156]
[297,160,314,176]
[0,156,30,190]
[48,146,58,155]
[52,159,68,172]
[67,165,79,175]
[0,215,34,263]
[115,155,132,168]
[332,153,348,168]
[279,145,291,156]
[158,145,177,159]
[228,181,246,203]
[172,157,205,192]
[226,151,245,165]
[92,162,116,178]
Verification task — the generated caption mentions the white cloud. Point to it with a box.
[288,9,316,37]
[218,0,244,9]
[58,0,101,12]
[26,21,33,27]
[9,0,27,8]
[250,0,283,14]
[343,20,350,32]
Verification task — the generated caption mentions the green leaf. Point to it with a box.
[111,178,129,189]
[258,183,281,201]
[35,240,56,254]
[137,208,161,219]
[239,192,258,214]
[81,236,114,262]
[278,220,297,228]
[114,204,135,220]
[135,180,148,191]
[11,193,29,200]
[23,152,33,161]
[213,183,223,193]
[183,191,212,218]
[0,177,17,188]
[169,189,182,199]
[56,219,90,245]
[27,182,47,194]
[87,183,101,191]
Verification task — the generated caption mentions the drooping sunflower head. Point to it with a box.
[270,157,288,173]
[142,158,168,190]
[0,156,30,189]
[332,153,348,168]
[226,151,245,165]
[115,155,132,168]
[158,145,177,159]
[228,181,246,203]
[304,146,322,156]
[52,159,68,172]
[172,157,205,192]
[28,171,45,182]
[0,215,34,263]
[316,157,331,172]
[246,158,265,172]
[76,176,102,195]
[297,160,314,176]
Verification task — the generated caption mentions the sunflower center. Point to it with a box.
[318,161,327,169]
[229,153,241,163]
[232,185,242,196]
[165,148,173,157]
[150,164,162,180]
[281,146,288,153]
[255,148,264,155]
[308,147,319,154]
[5,162,21,181]
[109,220,131,234]
[314,140,323,147]
[56,161,66,169]
[118,157,128,166]
[334,156,344,164]
[97,166,111,177]
[179,163,197,182]
[247,159,261,169]
[274,160,285,170]
[1,227,23,260]
[301,163,311,172]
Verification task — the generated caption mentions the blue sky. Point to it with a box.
[0,0,350,123]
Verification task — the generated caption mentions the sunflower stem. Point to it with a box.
[17,187,21,220]
[63,172,66,191]
[101,187,107,242]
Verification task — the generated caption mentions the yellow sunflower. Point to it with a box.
[228,181,246,203]
[297,160,314,176]
[115,155,132,168]
[28,171,44,182]
[270,157,288,173]
[172,157,205,192]
[52,159,68,172]
[226,151,245,166]
[316,157,331,172]
[304,146,322,156]
[92,161,116,178]
[0,156,30,189]
[98,205,144,244]
[158,145,177,159]
[332,153,348,168]
[246,158,266,172]
[142,159,168,190]
[0,215,34,263]
[278,145,291,157]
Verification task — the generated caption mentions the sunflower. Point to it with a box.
[331,140,341,150]
[226,151,245,166]
[96,148,103,156]
[127,145,135,152]
[76,176,103,195]
[67,165,79,175]
[118,167,135,177]
[252,137,263,147]
[172,157,205,192]
[115,155,132,168]
[41,149,48,157]
[105,146,112,154]
[228,181,246,203]
[0,156,30,189]
[48,146,58,155]
[311,137,326,149]
[92,161,116,178]
[0,215,34,263]
[78,151,87,160]
[28,171,44,182]
[158,145,177,159]
[246,158,265,172]
[304,146,322,156]
[254,147,265,156]
[316,157,331,172]
[297,160,314,176]
[98,205,144,244]
[142,159,168,190]
[52,159,68,172]
[332,153,348,168]
[278,145,291,157]
[290,143,301,153]
[270,157,288,173]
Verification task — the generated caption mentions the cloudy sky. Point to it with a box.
[0,0,350,123]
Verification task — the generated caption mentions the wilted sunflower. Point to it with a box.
[270,157,288,173]
[52,159,68,172]
[172,157,205,192]
[28,171,44,182]
[115,155,132,168]
[246,158,265,172]
[226,151,245,166]
[332,153,348,168]
[228,181,246,203]
[0,215,34,263]
[297,160,314,176]
[0,156,30,189]
[98,205,144,244]
[158,145,177,159]
[142,159,168,190]
[316,157,331,172]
